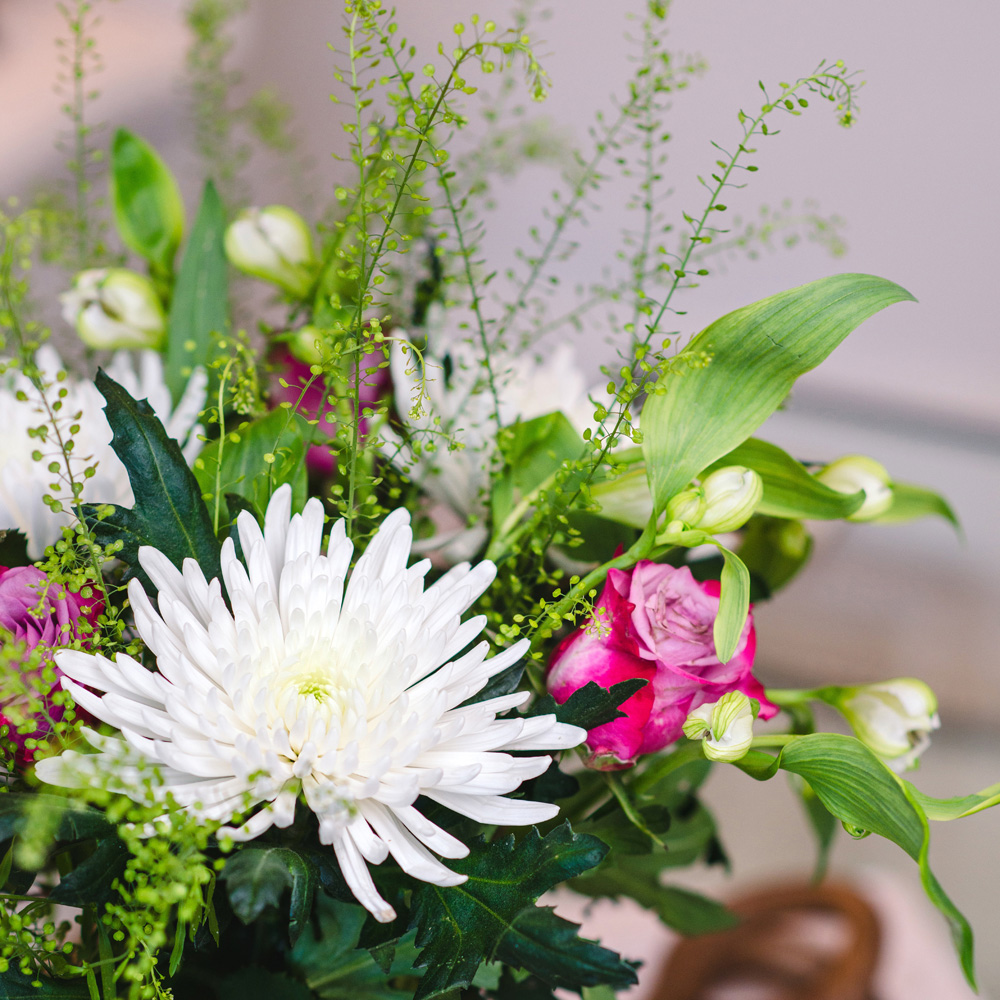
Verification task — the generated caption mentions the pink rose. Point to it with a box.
[0,566,102,764]
[547,561,775,769]
[270,349,387,474]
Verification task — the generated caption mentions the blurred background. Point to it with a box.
[2,0,998,995]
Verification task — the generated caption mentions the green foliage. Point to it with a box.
[81,370,222,594]
[221,846,317,945]
[529,679,647,733]
[165,180,230,405]
[109,129,185,275]
[0,970,91,999]
[410,824,635,998]
[738,515,813,598]
[875,481,959,527]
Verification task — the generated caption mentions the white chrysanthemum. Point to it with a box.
[36,484,584,922]
[0,346,206,559]
[383,317,603,562]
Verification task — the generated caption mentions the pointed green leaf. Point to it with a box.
[81,371,222,595]
[713,544,750,662]
[529,678,647,732]
[642,274,916,512]
[706,438,864,519]
[50,837,128,907]
[411,824,634,998]
[109,129,184,273]
[166,181,229,405]
[875,481,959,527]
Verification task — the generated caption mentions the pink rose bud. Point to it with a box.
[0,566,102,765]
[547,561,776,769]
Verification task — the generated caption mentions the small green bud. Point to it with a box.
[816,454,893,521]
[59,268,166,351]
[684,691,757,762]
[666,487,706,527]
[699,466,763,533]
[224,205,317,298]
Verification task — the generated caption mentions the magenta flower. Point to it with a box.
[270,349,387,474]
[0,566,102,763]
[547,561,776,769]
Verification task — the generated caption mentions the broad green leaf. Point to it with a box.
[588,468,652,529]
[713,544,750,663]
[706,438,864,520]
[734,733,975,987]
[165,180,229,405]
[410,824,633,998]
[109,129,184,273]
[291,896,421,1000]
[193,408,311,526]
[0,793,112,847]
[0,971,92,999]
[492,412,586,541]
[907,781,1000,822]
[221,846,317,945]
[642,274,915,512]
[50,837,128,907]
[81,372,222,596]
[875,481,959,527]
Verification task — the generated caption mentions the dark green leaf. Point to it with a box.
[411,824,631,998]
[165,180,229,405]
[642,274,915,512]
[705,438,864,519]
[221,846,317,945]
[0,971,92,999]
[496,906,638,989]
[193,408,310,523]
[460,662,526,708]
[530,679,647,732]
[109,129,184,273]
[0,793,112,847]
[82,371,222,595]
[50,837,128,907]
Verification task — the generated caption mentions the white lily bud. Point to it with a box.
[837,678,940,772]
[665,487,706,528]
[59,268,166,351]
[224,205,317,297]
[699,465,763,533]
[816,454,893,521]
[683,691,757,762]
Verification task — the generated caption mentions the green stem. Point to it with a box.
[630,742,706,799]
[749,734,797,749]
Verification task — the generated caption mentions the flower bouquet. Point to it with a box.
[0,1,993,998]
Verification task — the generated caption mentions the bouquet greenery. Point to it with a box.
[0,2,993,998]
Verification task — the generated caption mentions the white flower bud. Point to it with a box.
[224,205,317,297]
[699,465,763,533]
[816,454,893,521]
[683,691,757,762]
[837,678,940,772]
[666,487,706,528]
[59,268,166,351]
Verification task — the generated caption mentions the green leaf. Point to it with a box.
[165,180,229,405]
[795,779,838,882]
[109,129,184,273]
[0,793,112,846]
[221,846,317,945]
[734,733,975,987]
[713,544,750,663]
[291,896,421,1000]
[706,438,864,520]
[737,516,813,598]
[875,481,959,527]
[411,824,633,998]
[641,274,915,512]
[193,408,311,525]
[588,468,653,529]
[0,972,92,999]
[50,837,129,907]
[81,372,222,595]
[529,679,647,732]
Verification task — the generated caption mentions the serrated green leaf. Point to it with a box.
[109,129,184,273]
[875,481,959,527]
[221,846,317,945]
[81,371,222,595]
[50,837,128,907]
[165,180,229,405]
[705,438,864,519]
[530,679,647,732]
[734,733,975,987]
[193,408,310,526]
[642,274,915,512]
[411,824,632,999]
